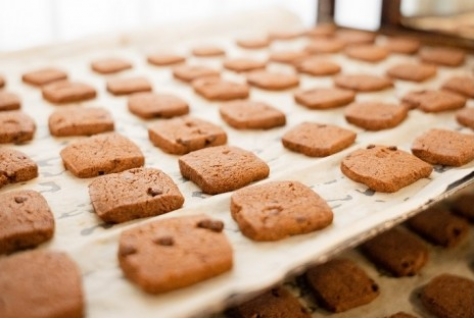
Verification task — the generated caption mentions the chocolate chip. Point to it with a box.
[147,187,163,197]
[119,244,137,256]
[367,144,376,149]
[197,219,224,232]
[14,196,27,204]
[153,236,174,246]
[388,146,398,151]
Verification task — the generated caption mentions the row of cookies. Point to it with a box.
[223,192,474,318]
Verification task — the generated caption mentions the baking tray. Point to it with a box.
[0,7,473,317]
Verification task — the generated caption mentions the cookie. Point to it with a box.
[406,206,470,247]
[148,116,227,155]
[386,63,437,82]
[223,58,266,73]
[344,102,408,131]
[219,100,286,130]
[0,190,54,254]
[441,76,474,98]
[91,57,132,74]
[0,111,36,143]
[305,258,380,313]
[247,70,299,91]
[178,145,269,194]
[420,274,474,318]
[228,286,310,318]
[106,76,152,95]
[0,250,84,317]
[268,30,302,40]
[360,227,429,277]
[268,50,312,65]
[192,77,250,101]
[22,67,68,86]
[336,29,377,45]
[42,80,97,104]
[235,36,271,49]
[387,312,417,318]
[282,122,356,157]
[192,45,225,57]
[230,181,333,241]
[296,58,341,76]
[0,148,37,189]
[334,74,393,92]
[48,107,114,137]
[306,23,336,37]
[341,145,433,192]
[128,92,189,119]
[118,214,233,294]
[456,108,474,130]
[451,193,474,221]
[60,132,144,178]
[345,45,389,63]
[0,91,21,111]
[411,128,474,166]
[383,37,421,54]
[402,90,466,113]
[172,64,220,83]
[89,167,184,223]
[419,47,466,67]
[305,37,345,54]
[147,53,186,66]
[294,87,355,109]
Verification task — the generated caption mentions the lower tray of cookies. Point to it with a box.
[0,6,473,318]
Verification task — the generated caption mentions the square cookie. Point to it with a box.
[178,145,269,194]
[0,190,54,255]
[386,63,437,82]
[147,53,186,66]
[0,250,84,317]
[0,148,37,189]
[192,77,249,101]
[345,45,389,63]
[360,227,429,276]
[441,76,474,98]
[306,258,380,313]
[89,167,184,223]
[282,122,356,157]
[305,38,345,54]
[0,111,36,144]
[91,57,132,74]
[406,206,470,247]
[230,180,333,241]
[341,145,433,192]
[191,45,225,57]
[48,107,114,137]
[22,67,68,86]
[334,74,393,92]
[419,47,466,67]
[128,92,189,119]
[236,36,271,49]
[118,214,233,294]
[344,102,408,131]
[411,128,474,166]
[148,116,227,155]
[223,58,266,73]
[420,274,474,318]
[383,37,420,54]
[42,80,97,104]
[219,100,286,129]
[336,29,377,45]
[227,286,310,318]
[0,91,21,111]
[60,132,144,178]
[294,87,355,109]
[402,90,466,113]
[247,70,299,91]
[269,50,311,65]
[172,64,220,83]
[106,76,152,95]
[296,58,341,76]
[456,108,474,130]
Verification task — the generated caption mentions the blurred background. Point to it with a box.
[0,0,473,52]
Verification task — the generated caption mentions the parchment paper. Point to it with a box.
[0,7,473,317]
